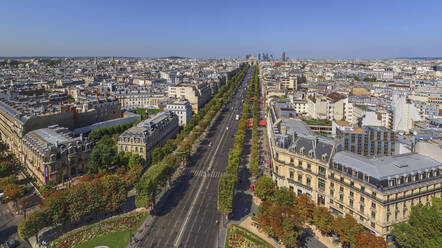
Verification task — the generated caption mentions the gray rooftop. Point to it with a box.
[32,128,69,145]
[333,151,441,180]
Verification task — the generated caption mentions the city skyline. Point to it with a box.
[1,0,442,59]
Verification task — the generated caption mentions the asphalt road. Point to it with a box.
[137,67,253,248]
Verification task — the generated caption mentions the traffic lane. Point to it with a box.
[172,95,241,247]
[171,73,248,247]
[178,137,235,248]
[138,67,251,247]
[139,90,243,247]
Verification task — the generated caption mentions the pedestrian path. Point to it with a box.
[190,169,223,178]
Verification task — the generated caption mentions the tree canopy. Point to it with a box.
[391,197,442,248]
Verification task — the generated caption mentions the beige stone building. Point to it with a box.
[167,82,211,113]
[267,101,442,239]
[21,125,92,185]
[0,97,120,185]
[117,110,179,163]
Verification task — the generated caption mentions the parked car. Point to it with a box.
[3,239,19,248]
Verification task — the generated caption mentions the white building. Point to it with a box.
[165,100,193,126]
[392,93,421,132]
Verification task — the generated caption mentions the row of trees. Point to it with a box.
[249,66,260,176]
[18,174,128,242]
[136,64,250,210]
[255,176,387,248]
[218,66,254,214]
[87,121,137,144]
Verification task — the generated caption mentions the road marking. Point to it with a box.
[190,170,223,178]
[173,127,228,247]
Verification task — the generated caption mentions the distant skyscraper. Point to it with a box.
[282,51,286,62]
[258,53,261,61]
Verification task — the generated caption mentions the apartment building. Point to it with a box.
[117,110,179,163]
[330,152,441,237]
[21,125,92,185]
[167,82,211,113]
[267,101,441,239]
[333,121,395,156]
[165,100,192,126]
[113,91,164,109]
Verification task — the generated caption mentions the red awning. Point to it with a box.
[259,120,266,126]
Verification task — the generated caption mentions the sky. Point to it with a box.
[1,0,442,59]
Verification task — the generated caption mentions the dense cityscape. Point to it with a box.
[1,1,442,248]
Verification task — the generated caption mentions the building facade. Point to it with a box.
[334,122,395,156]
[165,100,192,126]
[117,110,179,163]
[168,82,211,113]
[21,125,91,185]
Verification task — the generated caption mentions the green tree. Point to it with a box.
[391,197,442,248]
[128,154,142,169]
[18,210,49,242]
[0,162,15,178]
[255,176,276,200]
[313,206,335,234]
[38,180,56,195]
[281,217,302,248]
[272,188,296,207]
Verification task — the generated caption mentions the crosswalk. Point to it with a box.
[190,170,223,178]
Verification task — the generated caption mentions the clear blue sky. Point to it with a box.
[1,0,442,59]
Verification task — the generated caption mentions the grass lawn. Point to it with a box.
[74,229,134,248]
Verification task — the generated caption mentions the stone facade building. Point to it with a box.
[167,82,211,113]
[268,102,442,239]
[117,110,179,163]
[21,125,92,185]
[165,100,192,126]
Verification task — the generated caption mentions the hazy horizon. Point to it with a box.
[1,0,442,59]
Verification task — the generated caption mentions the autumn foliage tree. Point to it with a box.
[333,214,365,248]
[293,194,315,223]
[313,206,335,234]
[355,232,387,248]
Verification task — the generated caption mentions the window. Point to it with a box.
[371,222,375,228]
[360,196,365,202]
[361,186,365,192]
[298,174,302,182]
[290,171,294,179]
[340,186,344,192]
[290,158,294,164]
[371,202,376,208]
[298,160,302,167]
[318,179,325,191]
[371,211,376,218]
[350,181,354,187]
[340,194,344,201]
[360,216,364,221]
[330,189,334,197]
[307,164,311,171]
[306,177,311,186]
[349,199,354,207]
[350,191,354,197]
[319,166,326,176]
[330,182,334,188]
[360,205,364,213]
